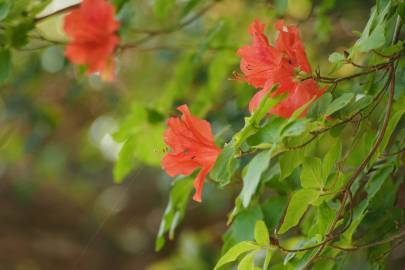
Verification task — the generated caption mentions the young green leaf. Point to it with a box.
[263,249,272,270]
[214,241,259,270]
[241,149,273,208]
[254,220,270,247]
[278,189,320,234]
[300,157,324,189]
[210,144,239,185]
[322,140,342,178]
[238,251,256,270]
[113,136,136,183]
[279,149,305,180]
[156,177,194,251]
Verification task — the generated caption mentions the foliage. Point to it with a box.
[0,0,405,269]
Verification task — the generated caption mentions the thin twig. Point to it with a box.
[330,230,405,251]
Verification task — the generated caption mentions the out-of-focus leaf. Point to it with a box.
[0,48,11,84]
[154,0,176,17]
[156,176,194,251]
[328,52,345,63]
[113,136,136,183]
[0,0,10,21]
[397,2,405,24]
[181,0,202,18]
[8,20,34,48]
[274,0,288,15]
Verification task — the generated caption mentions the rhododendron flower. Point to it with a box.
[162,105,221,202]
[64,0,120,81]
[237,19,325,118]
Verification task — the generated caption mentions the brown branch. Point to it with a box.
[300,56,399,85]
[301,64,396,269]
[383,147,405,157]
[330,230,405,251]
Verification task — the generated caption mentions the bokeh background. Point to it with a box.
[0,0,404,269]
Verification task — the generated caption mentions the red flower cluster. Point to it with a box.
[162,105,221,202]
[64,0,120,81]
[237,19,325,118]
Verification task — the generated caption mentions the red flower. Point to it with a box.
[237,19,325,118]
[162,105,221,202]
[64,0,120,81]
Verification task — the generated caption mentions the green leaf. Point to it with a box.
[0,0,10,21]
[370,94,405,167]
[156,177,194,251]
[281,119,308,138]
[279,149,304,180]
[254,220,269,247]
[322,140,342,178]
[307,93,332,119]
[154,0,176,17]
[8,19,34,48]
[223,205,264,252]
[234,87,285,148]
[325,93,355,116]
[210,144,239,185]
[308,203,336,236]
[274,0,288,15]
[398,2,405,24]
[0,48,11,84]
[262,196,288,232]
[286,96,317,124]
[278,189,320,234]
[328,52,345,63]
[238,251,256,270]
[241,149,273,208]
[181,0,202,18]
[341,164,394,244]
[263,249,272,270]
[300,157,324,189]
[354,1,392,53]
[214,241,259,270]
[113,136,136,183]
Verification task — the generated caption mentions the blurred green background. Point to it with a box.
[1,0,404,269]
